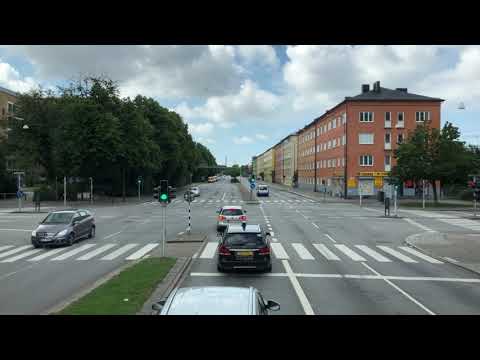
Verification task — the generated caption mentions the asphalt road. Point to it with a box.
[1,177,480,314]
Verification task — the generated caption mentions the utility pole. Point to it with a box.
[64,177,67,208]
[162,202,166,257]
[359,184,362,207]
[422,180,425,209]
[394,185,398,217]
[90,177,93,204]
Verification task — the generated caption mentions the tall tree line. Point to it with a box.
[6,77,216,198]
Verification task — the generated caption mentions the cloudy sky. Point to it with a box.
[1,45,479,165]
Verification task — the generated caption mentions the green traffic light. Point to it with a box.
[160,194,168,201]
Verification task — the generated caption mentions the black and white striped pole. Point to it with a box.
[187,200,191,234]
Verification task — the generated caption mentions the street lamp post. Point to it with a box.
[89,177,93,204]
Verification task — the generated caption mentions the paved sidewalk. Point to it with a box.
[406,232,480,275]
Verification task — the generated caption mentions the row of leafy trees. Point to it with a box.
[392,122,480,202]
[5,77,217,199]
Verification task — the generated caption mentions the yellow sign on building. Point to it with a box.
[347,177,356,188]
[358,171,390,177]
[374,176,383,188]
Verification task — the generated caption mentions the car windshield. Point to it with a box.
[259,186,267,190]
[221,209,243,216]
[42,213,74,224]
[224,233,265,247]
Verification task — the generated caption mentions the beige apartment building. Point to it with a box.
[256,148,275,182]
[277,133,297,186]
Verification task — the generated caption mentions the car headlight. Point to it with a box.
[56,229,68,237]
[31,230,36,237]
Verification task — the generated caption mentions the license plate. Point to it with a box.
[237,251,253,257]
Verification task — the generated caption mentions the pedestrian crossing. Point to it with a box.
[142,197,316,205]
[0,242,163,264]
[196,241,444,265]
[401,210,480,232]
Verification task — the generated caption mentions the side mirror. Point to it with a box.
[265,300,280,311]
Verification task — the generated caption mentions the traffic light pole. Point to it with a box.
[162,203,166,257]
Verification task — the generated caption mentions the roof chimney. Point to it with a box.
[361,84,370,93]
[396,88,408,92]
[373,81,381,92]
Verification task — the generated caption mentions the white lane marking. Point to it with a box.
[280,200,286,203]
[51,244,96,261]
[355,245,392,262]
[282,260,314,315]
[363,207,383,213]
[270,231,275,236]
[313,244,340,261]
[125,243,159,260]
[274,200,279,203]
[362,262,435,315]
[192,252,198,259]
[444,257,459,263]
[399,246,444,264]
[403,218,433,232]
[200,200,205,203]
[178,232,185,235]
[376,246,417,263]
[100,215,115,219]
[334,244,366,261]
[221,192,226,201]
[0,245,14,252]
[231,200,237,203]
[311,223,319,229]
[28,247,68,262]
[103,231,123,240]
[292,243,315,260]
[0,245,33,259]
[271,243,289,259]
[324,234,337,243]
[271,237,278,242]
[216,200,221,203]
[101,244,138,260]
[199,242,218,259]
[192,200,197,203]
[208,200,213,203]
[0,229,32,232]
[77,243,117,260]
[1,248,43,263]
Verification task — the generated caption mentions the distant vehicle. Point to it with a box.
[216,205,247,231]
[152,286,280,315]
[217,223,272,272]
[208,176,217,183]
[31,209,95,248]
[257,184,269,197]
[190,187,200,197]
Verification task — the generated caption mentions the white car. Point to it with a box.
[190,187,200,197]
[216,205,247,231]
[256,185,269,197]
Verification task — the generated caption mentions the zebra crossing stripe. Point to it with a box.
[313,244,340,260]
[101,244,138,260]
[355,245,391,262]
[1,248,43,263]
[125,243,159,260]
[377,246,417,263]
[0,245,14,253]
[399,246,443,264]
[0,245,32,259]
[77,243,117,260]
[271,243,289,259]
[200,242,218,259]
[292,243,315,260]
[334,244,366,261]
[28,247,68,262]
[51,244,96,261]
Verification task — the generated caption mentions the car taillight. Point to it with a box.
[218,215,225,221]
[218,244,231,256]
[258,246,270,255]
[240,215,247,221]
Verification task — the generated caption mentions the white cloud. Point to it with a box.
[188,122,214,136]
[237,45,279,68]
[233,136,254,145]
[174,79,280,128]
[196,137,216,145]
[0,60,37,93]
[255,133,268,140]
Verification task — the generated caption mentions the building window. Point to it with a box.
[359,133,374,144]
[324,125,327,133]
[7,102,14,114]
[338,118,341,127]
[385,112,391,121]
[317,145,320,152]
[342,157,345,167]
[359,112,374,122]
[316,128,320,137]
[327,159,331,168]
[327,122,331,131]
[323,160,326,168]
[342,135,346,145]
[332,139,336,147]
[342,113,347,124]
[416,111,430,122]
[360,155,374,166]
[317,161,320,169]
[328,140,331,149]
[397,133,404,144]
[332,159,336,167]
[338,137,341,147]
[332,120,336,129]
[385,155,391,166]
[398,112,404,122]
[385,133,391,144]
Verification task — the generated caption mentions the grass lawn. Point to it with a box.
[58,257,176,315]
[401,202,472,208]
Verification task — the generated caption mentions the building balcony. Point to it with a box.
[384,143,392,150]
[396,121,404,128]
[384,120,392,128]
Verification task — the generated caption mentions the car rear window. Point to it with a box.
[258,186,268,190]
[221,209,243,216]
[224,233,265,247]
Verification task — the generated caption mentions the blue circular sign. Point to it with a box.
[250,183,256,189]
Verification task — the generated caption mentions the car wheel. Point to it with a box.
[32,241,40,249]
[68,233,75,246]
[88,226,95,238]
[266,264,272,272]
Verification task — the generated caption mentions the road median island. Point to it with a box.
[57,257,176,315]
[236,181,259,204]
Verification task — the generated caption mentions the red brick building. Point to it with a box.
[297,81,444,197]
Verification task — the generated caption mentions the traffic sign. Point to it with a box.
[16,190,23,199]
[250,182,256,190]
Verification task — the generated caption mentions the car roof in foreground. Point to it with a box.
[221,205,243,209]
[167,286,254,315]
[227,224,261,233]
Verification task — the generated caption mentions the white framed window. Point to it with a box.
[332,119,336,129]
[385,155,391,166]
[323,160,326,168]
[398,112,404,122]
[385,133,391,144]
[342,157,345,167]
[324,125,327,133]
[397,133,404,144]
[385,112,391,121]
[328,140,332,149]
[359,133,374,144]
[342,113,347,124]
[416,111,430,122]
[342,135,346,145]
[359,112,374,122]
[338,137,341,147]
[316,128,320,136]
[327,159,332,168]
[317,161,320,169]
[337,118,341,127]
[327,122,331,131]
[360,155,374,166]
[317,145,320,152]
[332,139,336,147]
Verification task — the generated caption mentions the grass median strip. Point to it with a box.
[58,257,176,315]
